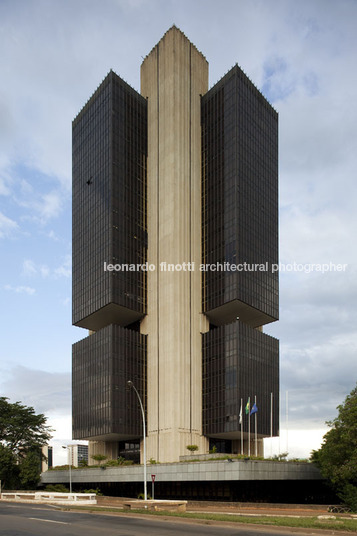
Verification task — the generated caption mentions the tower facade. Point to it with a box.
[72,27,279,463]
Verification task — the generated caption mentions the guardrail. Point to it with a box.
[0,491,97,505]
[328,505,352,514]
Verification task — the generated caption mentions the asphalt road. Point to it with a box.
[0,502,316,536]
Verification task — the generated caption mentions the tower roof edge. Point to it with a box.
[141,25,208,65]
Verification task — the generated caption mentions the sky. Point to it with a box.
[1,0,356,466]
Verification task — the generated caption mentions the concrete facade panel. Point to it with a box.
[42,460,322,486]
[141,27,209,463]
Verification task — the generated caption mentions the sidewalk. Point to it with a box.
[186,501,330,517]
[97,496,331,517]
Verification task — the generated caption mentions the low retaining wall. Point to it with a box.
[0,491,97,505]
[123,499,187,512]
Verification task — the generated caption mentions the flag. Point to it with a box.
[245,399,250,414]
[250,402,258,416]
[239,403,242,424]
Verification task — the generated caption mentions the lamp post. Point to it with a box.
[62,445,72,493]
[127,380,147,501]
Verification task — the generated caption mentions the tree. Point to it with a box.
[0,397,52,457]
[0,444,19,489]
[18,450,42,489]
[91,454,108,466]
[311,384,357,511]
[0,397,52,489]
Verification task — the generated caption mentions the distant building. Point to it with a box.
[72,26,279,464]
[70,444,88,467]
[41,445,53,472]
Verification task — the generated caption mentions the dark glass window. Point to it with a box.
[201,65,279,326]
[72,71,147,330]
[202,321,279,437]
[72,324,147,440]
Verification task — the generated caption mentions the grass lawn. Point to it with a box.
[63,505,357,532]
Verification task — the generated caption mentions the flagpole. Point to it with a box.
[279,390,281,455]
[248,397,251,457]
[270,392,273,458]
[254,395,257,457]
[286,390,289,455]
[240,398,243,455]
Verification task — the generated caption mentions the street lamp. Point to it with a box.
[62,445,72,493]
[127,380,147,501]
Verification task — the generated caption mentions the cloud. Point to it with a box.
[266,267,357,433]
[46,230,60,242]
[262,56,296,101]
[4,284,36,295]
[21,255,71,279]
[39,190,64,221]
[0,169,12,196]
[15,185,66,225]
[51,436,89,467]
[22,258,50,278]
[22,259,37,276]
[0,211,18,238]
[265,428,329,459]
[0,366,72,450]
[251,1,357,449]
[54,255,71,278]
[0,0,155,196]
[280,207,354,265]
[40,265,50,278]
[0,365,71,417]
[277,267,357,344]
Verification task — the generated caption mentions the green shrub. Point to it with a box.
[83,487,103,496]
[45,484,69,493]
[91,454,108,466]
[105,459,120,466]
[137,492,151,500]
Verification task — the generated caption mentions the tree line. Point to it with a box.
[311,383,357,512]
[0,397,52,489]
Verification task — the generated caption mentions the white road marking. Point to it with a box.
[29,517,69,524]
[5,506,55,511]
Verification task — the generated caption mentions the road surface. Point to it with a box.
[0,502,317,536]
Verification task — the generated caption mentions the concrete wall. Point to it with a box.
[42,460,322,486]
[88,441,118,465]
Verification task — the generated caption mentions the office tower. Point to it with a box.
[69,444,89,467]
[72,26,279,464]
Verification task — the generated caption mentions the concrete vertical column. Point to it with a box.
[140,27,209,462]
